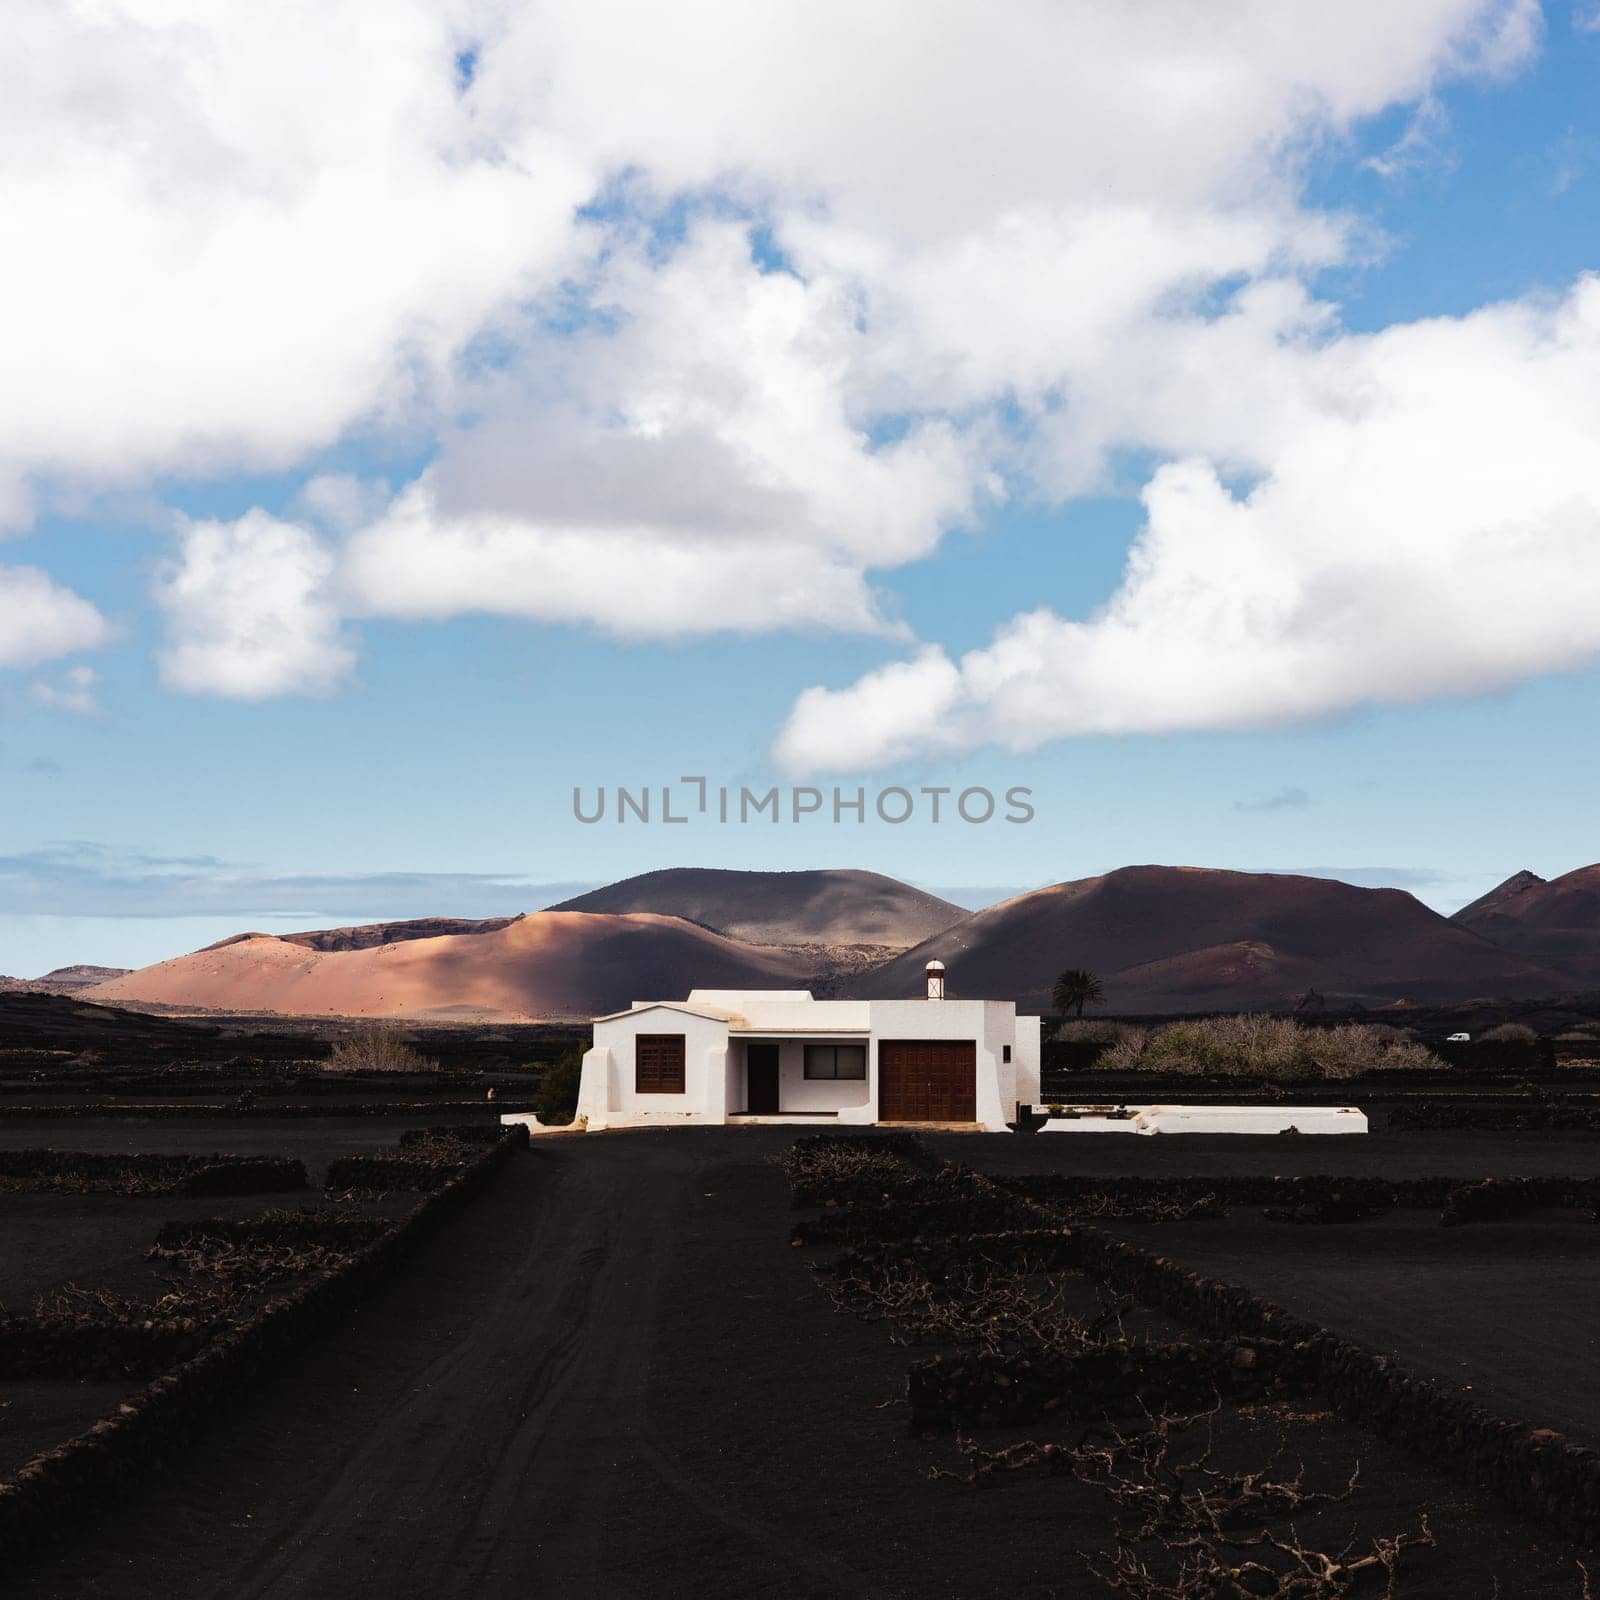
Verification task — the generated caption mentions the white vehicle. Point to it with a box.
[1445,1032,1471,1043]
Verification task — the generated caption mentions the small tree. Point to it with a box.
[1052,968,1105,1018]
[1481,1022,1539,1042]
[532,1049,584,1125]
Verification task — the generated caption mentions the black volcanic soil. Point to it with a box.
[10,1127,1598,1599]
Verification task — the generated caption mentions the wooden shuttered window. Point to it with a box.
[636,1033,686,1094]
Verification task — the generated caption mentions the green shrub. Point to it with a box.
[1098,1014,1443,1079]
[532,1049,584,1125]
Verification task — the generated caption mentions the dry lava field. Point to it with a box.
[3,1014,1600,1595]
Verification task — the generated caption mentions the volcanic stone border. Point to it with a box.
[996,1172,1600,1223]
[1390,1102,1600,1131]
[906,1335,1313,1429]
[0,1100,537,1119]
[792,1191,1040,1246]
[398,1123,513,1147]
[324,1153,470,1193]
[0,1125,529,1565]
[152,1211,391,1251]
[0,1320,211,1382]
[0,1150,307,1197]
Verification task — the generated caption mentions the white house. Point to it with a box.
[507,962,1041,1133]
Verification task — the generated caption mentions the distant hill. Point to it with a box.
[0,964,131,996]
[551,868,963,949]
[853,865,1564,1013]
[1451,865,1600,984]
[202,917,521,954]
[84,912,811,1022]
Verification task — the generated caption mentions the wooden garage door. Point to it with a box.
[878,1040,976,1123]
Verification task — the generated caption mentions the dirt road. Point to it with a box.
[19,1131,901,1600]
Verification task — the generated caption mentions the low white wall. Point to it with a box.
[1036,1104,1369,1136]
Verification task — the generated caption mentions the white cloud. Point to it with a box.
[776,277,1600,770]
[0,0,592,528]
[341,223,986,638]
[0,565,109,669]
[155,512,354,699]
[291,474,394,534]
[28,664,102,716]
[7,0,1572,725]
[481,0,1536,241]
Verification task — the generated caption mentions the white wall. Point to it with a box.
[588,1007,732,1125]
[1013,1014,1042,1108]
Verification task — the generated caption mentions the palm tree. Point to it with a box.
[1052,968,1105,1018]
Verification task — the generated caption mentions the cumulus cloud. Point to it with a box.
[155,513,355,699]
[0,565,109,669]
[776,277,1600,770]
[341,224,983,638]
[0,0,591,526]
[6,0,1572,718]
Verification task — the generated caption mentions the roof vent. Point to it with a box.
[925,960,945,1001]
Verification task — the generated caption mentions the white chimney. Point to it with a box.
[925,960,945,1000]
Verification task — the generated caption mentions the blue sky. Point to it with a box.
[2,2,1599,975]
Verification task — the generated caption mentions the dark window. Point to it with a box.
[804,1043,866,1080]
[636,1033,686,1093]
[1002,1045,1012,1063]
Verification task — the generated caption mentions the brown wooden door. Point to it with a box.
[746,1043,780,1114]
[878,1040,976,1122]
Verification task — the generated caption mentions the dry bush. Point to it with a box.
[33,1280,238,1325]
[149,1237,356,1294]
[1089,1520,1433,1599]
[774,1143,910,1188]
[941,1406,1357,1530]
[1054,1020,1148,1047]
[1480,1022,1539,1042]
[326,1025,437,1074]
[821,1256,1129,1355]
[1099,1015,1442,1080]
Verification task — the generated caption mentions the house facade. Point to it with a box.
[512,964,1041,1133]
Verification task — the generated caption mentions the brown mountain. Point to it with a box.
[84,912,811,1022]
[853,865,1565,1013]
[1451,865,1600,983]
[551,868,963,949]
